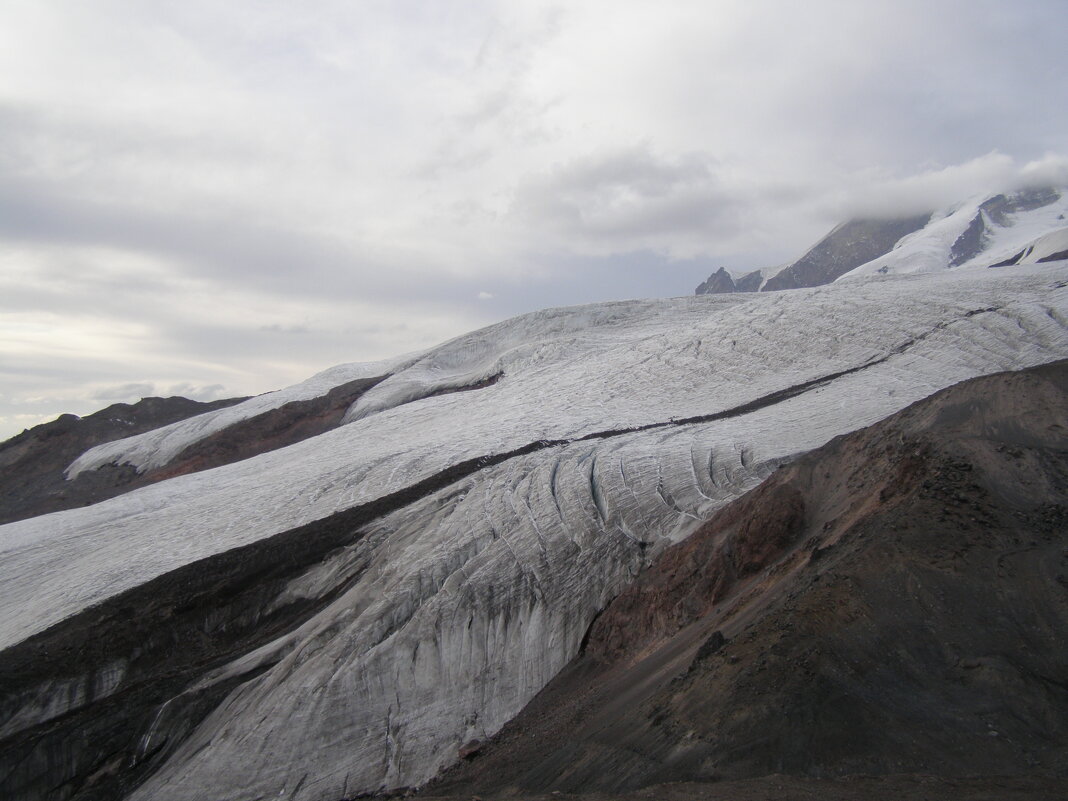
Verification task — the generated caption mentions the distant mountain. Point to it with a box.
[694,266,767,294]
[696,186,1066,295]
[694,266,737,294]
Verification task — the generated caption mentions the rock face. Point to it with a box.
[695,267,737,294]
[424,360,1068,796]
[981,186,1061,226]
[950,188,1063,267]
[1,264,1067,801]
[694,267,764,295]
[693,215,931,296]
[0,396,246,524]
[762,214,932,291]
[732,269,763,292]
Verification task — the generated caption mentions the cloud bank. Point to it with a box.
[1,0,1066,437]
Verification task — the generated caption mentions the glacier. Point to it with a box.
[2,261,1068,801]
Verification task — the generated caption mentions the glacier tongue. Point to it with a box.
[3,264,1068,801]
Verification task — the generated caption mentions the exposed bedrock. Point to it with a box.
[425,360,1068,796]
[146,375,386,481]
[949,210,987,266]
[761,214,931,291]
[980,186,1061,227]
[695,268,738,295]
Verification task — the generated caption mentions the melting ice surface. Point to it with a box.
[3,262,1068,800]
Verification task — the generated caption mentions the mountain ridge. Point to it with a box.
[695,185,1066,295]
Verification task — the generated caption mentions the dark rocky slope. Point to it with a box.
[694,268,738,295]
[762,214,931,291]
[0,396,245,524]
[423,359,1068,797]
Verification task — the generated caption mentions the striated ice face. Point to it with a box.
[3,263,1068,800]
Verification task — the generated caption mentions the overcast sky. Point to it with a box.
[1,0,1067,439]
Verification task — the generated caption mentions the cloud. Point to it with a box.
[1,0,1067,440]
[91,383,156,401]
[1019,154,1068,189]
[259,324,311,334]
[166,383,227,402]
[477,291,494,300]
[510,145,742,254]
[819,152,1068,220]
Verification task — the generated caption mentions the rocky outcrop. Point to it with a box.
[949,210,987,266]
[695,268,764,295]
[762,214,931,291]
[954,189,1063,268]
[145,375,384,482]
[0,396,245,524]
[733,269,763,292]
[695,268,737,295]
[425,359,1068,796]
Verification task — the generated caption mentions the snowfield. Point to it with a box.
[839,187,1068,279]
[3,261,1068,801]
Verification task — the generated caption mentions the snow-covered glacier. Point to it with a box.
[839,186,1068,279]
[2,262,1068,801]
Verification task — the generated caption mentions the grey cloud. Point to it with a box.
[3,0,1068,441]
[91,383,156,401]
[821,153,1068,221]
[511,146,742,246]
[259,324,311,335]
[166,383,227,402]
